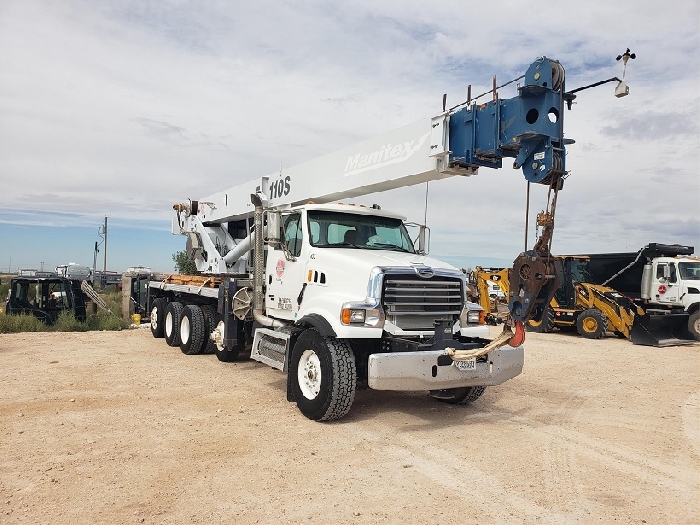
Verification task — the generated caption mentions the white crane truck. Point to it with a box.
[147,57,578,421]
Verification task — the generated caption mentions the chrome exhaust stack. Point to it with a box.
[250,193,283,329]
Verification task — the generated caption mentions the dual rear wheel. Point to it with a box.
[150,299,219,355]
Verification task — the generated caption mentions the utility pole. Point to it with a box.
[92,241,100,286]
[103,216,108,279]
[99,216,108,289]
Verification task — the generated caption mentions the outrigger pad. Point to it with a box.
[508,251,559,324]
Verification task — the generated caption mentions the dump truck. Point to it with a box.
[584,243,699,342]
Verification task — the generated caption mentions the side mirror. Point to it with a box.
[417,226,430,255]
[267,211,281,244]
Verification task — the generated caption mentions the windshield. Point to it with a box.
[308,210,414,253]
[679,261,700,280]
[568,259,592,283]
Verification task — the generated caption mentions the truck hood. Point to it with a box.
[312,247,459,273]
[304,247,462,301]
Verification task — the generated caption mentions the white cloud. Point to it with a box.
[0,0,698,271]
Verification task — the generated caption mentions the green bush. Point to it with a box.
[100,291,123,314]
[0,313,47,333]
[0,307,129,333]
[53,311,90,332]
[85,309,129,331]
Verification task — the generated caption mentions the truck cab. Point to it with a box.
[267,202,486,340]
[645,256,700,310]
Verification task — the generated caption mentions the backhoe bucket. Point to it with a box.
[630,312,695,347]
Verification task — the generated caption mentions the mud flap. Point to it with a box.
[630,312,695,347]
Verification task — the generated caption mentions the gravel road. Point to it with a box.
[1,327,698,524]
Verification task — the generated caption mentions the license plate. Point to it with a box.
[454,358,476,371]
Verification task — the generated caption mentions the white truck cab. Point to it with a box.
[644,256,700,308]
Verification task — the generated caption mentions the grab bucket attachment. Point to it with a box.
[630,312,695,347]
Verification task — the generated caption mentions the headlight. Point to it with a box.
[341,308,365,324]
[461,304,486,326]
[340,302,385,327]
[466,310,481,324]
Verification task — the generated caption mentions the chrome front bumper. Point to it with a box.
[367,345,524,391]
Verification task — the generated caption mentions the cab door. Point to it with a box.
[266,212,307,321]
[653,262,680,304]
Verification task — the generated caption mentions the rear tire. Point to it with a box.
[213,320,240,362]
[434,386,487,405]
[150,298,166,338]
[576,308,607,339]
[164,302,184,347]
[199,305,218,354]
[290,329,356,421]
[180,305,205,355]
[526,305,555,333]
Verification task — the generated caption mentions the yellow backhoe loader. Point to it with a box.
[473,257,694,346]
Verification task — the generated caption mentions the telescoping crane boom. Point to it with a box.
[175,56,572,324]
[152,56,599,421]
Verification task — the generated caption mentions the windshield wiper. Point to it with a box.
[365,242,412,253]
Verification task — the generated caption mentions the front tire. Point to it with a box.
[180,305,206,355]
[689,310,700,341]
[150,298,166,338]
[164,302,184,347]
[290,329,356,421]
[434,386,487,405]
[576,308,607,339]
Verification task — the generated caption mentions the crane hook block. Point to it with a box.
[508,251,560,323]
[447,57,571,187]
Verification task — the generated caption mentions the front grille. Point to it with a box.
[383,275,463,331]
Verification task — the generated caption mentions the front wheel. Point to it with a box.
[576,308,607,339]
[689,310,700,341]
[432,386,486,405]
[290,329,356,421]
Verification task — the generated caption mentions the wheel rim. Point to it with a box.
[582,317,598,333]
[165,312,173,336]
[298,349,321,400]
[151,306,159,330]
[181,316,190,344]
[693,317,700,334]
[213,320,225,351]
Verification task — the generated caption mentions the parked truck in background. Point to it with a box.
[584,243,699,341]
[144,57,599,421]
[472,251,696,346]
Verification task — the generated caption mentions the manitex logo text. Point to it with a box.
[344,131,431,176]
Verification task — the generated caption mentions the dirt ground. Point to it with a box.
[1,326,698,525]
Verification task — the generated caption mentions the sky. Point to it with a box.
[1,0,698,274]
